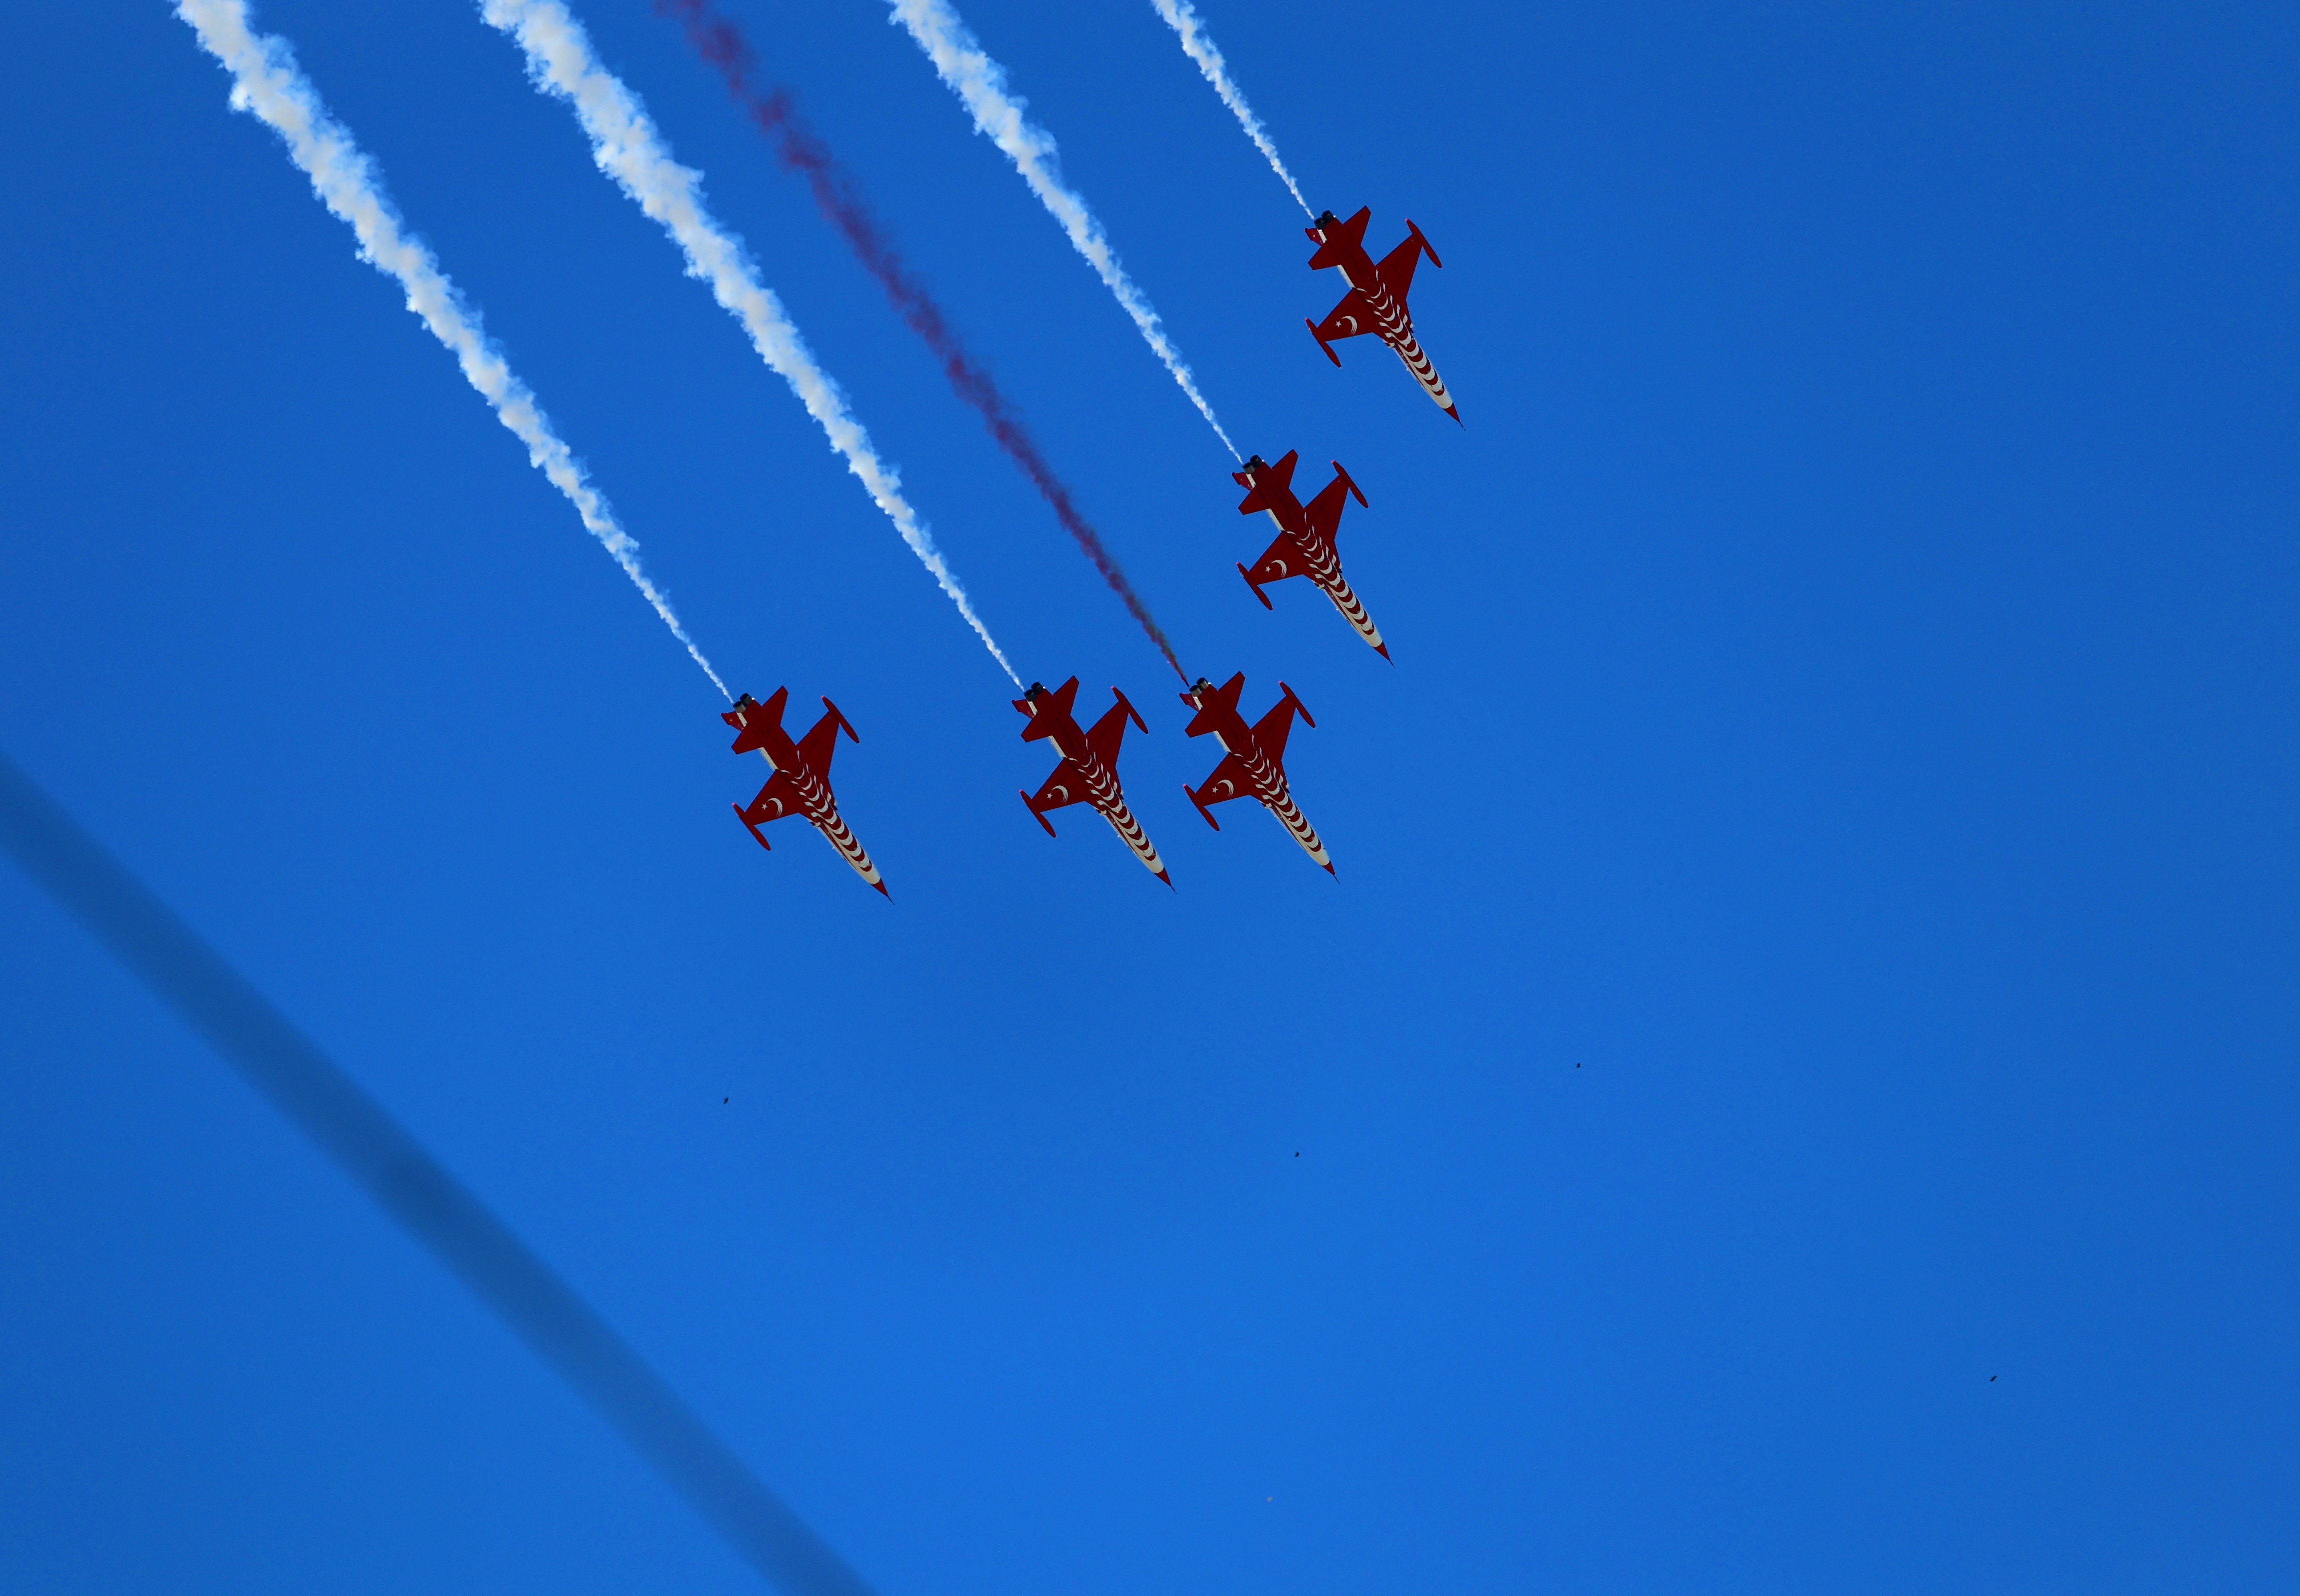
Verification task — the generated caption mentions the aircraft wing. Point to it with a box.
[1310,287,1379,346]
[736,769,810,835]
[1242,527,1305,589]
[1254,692,1308,764]
[1188,752,1258,810]
[795,707,844,782]
[1376,231,1426,308]
[1302,466,1366,546]
[1084,698,1138,772]
[1026,758,1095,815]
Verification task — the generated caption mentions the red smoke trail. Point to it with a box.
[658,0,1188,685]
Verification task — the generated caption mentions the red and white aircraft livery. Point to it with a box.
[722,688,888,896]
[1180,674,1334,874]
[1234,450,1387,658]
[1014,678,1171,886]
[1305,206,1458,422]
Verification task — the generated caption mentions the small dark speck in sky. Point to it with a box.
[1990,1376,1998,1382]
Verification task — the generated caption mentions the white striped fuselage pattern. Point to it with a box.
[1348,270,1454,414]
[1258,506,1384,652]
[750,746,884,889]
[1070,746,1166,877]
[1226,738,1331,869]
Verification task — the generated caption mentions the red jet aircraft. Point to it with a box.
[1305,206,1458,422]
[1014,678,1170,885]
[1179,674,1334,874]
[722,688,888,896]
[1234,450,1386,658]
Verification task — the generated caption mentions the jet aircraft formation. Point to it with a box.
[169,0,1457,902]
[730,206,1456,896]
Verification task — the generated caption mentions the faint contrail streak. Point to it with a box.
[1147,0,1314,218]
[656,0,1188,684]
[0,748,877,1596]
[480,0,1020,686]
[171,0,730,700]
[885,0,1242,462]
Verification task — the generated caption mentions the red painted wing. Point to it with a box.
[738,769,809,828]
[1084,700,1134,772]
[794,708,842,783]
[1254,696,1304,764]
[1028,758,1094,814]
[1244,527,1304,588]
[1312,286,1378,344]
[1234,449,1302,506]
[1302,474,1358,549]
[1376,230,1426,308]
[1191,752,1257,808]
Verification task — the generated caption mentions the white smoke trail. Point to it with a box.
[480,0,1021,686]
[1148,0,1314,219]
[170,0,730,700]
[886,0,1242,462]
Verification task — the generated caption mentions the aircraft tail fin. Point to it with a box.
[1014,676,1082,742]
[1306,205,1372,270]
[723,685,790,756]
[1232,450,1301,514]
[1181,672,1248,738]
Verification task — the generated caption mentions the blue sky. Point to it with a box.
[3,0,2297,1590]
